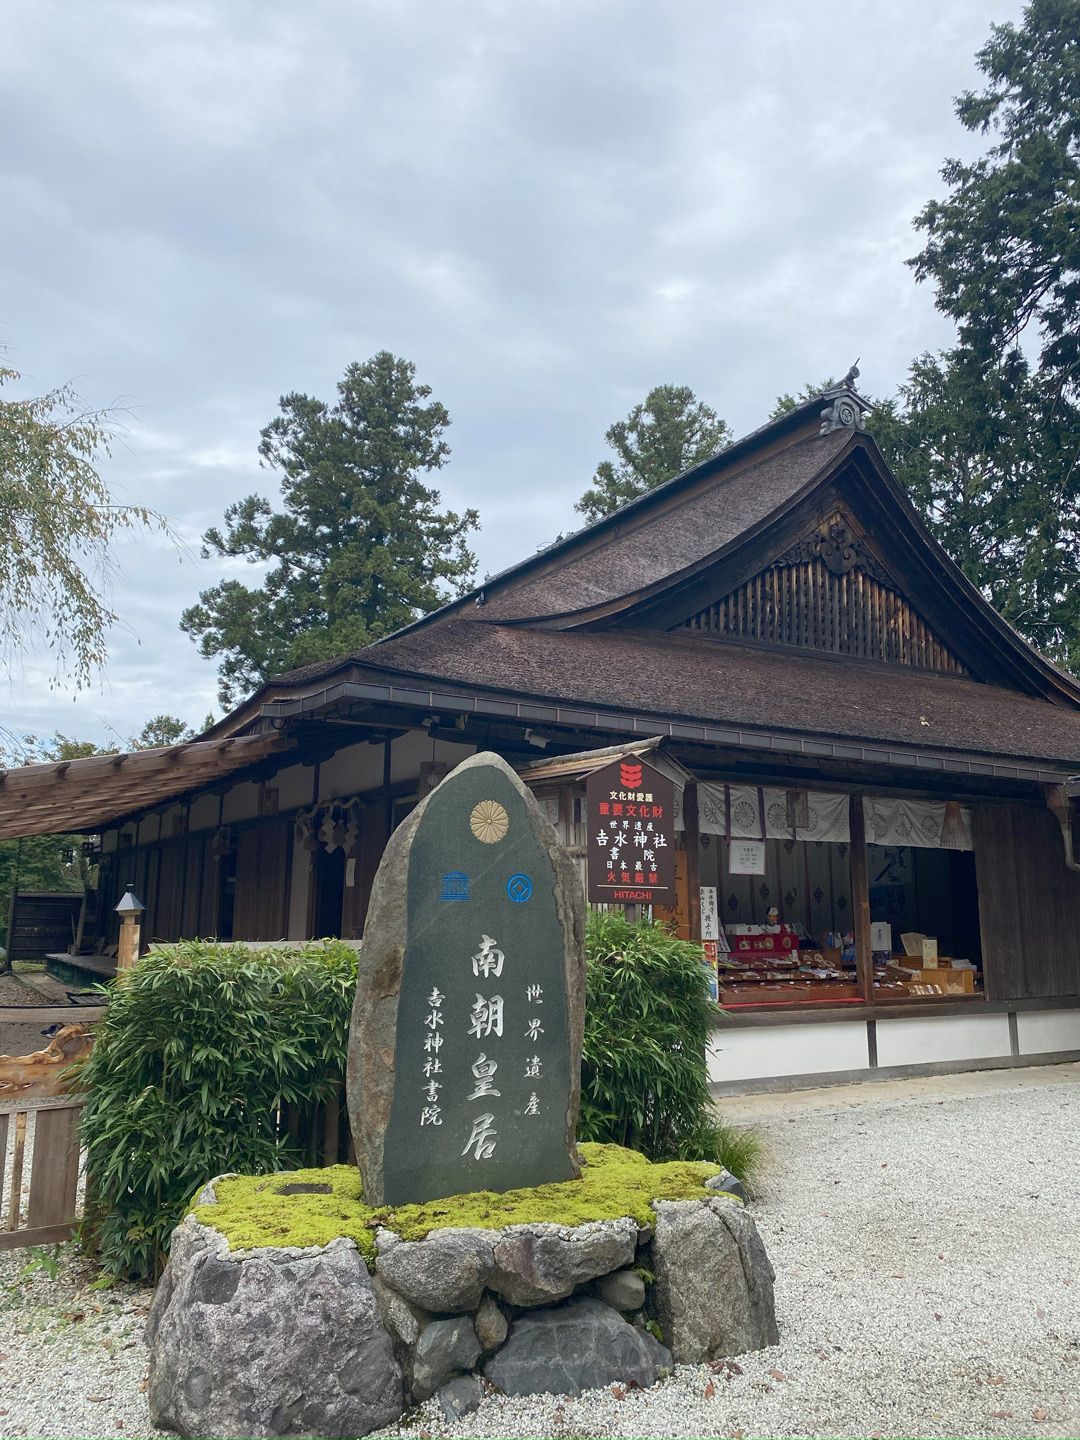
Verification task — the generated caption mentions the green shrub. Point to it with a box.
[79,939,357,1280]
[579,911,763,1189]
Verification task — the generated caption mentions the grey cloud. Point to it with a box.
[0,0,1023,741]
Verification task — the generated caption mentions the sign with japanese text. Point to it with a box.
[584,756,676,905]
[728,838,767,875]
[700,885,720,941]
[377,759,577,1205]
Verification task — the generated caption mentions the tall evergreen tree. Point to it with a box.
[911,0,1080,406]
[902,0,1080,673]
[575,384,731,523]
[181,353,479,708]
[870,355,1080,672]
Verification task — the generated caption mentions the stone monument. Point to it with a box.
[347,751,585,1205]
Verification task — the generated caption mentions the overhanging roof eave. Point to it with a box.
[254,676,1076,786]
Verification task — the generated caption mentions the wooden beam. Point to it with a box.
[849,793,874,1004]
[684,782,702,943]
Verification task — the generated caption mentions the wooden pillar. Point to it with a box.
[848,793,874,1003]
[117,914,142,971]
[684,782,702,943]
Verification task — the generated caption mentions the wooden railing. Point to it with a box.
[0,1100,84,1251]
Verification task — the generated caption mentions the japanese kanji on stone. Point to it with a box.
[347,751,585,1205]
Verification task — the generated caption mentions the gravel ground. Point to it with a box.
[0,972,41,1006]
[0,970,55,1055]
[1,1063,1078,1439]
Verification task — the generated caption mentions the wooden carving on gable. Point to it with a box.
[679,511,966,675]
[774,514,889,584]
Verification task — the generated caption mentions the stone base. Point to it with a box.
[147,1185,777,1439]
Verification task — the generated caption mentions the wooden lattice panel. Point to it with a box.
[681,554,965,673]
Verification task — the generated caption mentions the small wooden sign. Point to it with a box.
[584,757,676,905]
[700,885,720,940]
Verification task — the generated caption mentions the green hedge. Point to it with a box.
[82,919,759,1280]
[580,911,763,1182]
[79,940,357,1279]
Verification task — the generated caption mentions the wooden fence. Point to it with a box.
[280,1084,352,1167]
[0,1084,348,1257]
[0,1101,84,1251]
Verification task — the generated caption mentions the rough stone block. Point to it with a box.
[474,1292,509,1351]
[594,1266,646,1312]
[650,1197,778,1362]
[410,1315,482,1402]
[490,1217,637,1306]
[146,1217,402,1439]
[483,1296,670,1397]
[375,1228,494,1313]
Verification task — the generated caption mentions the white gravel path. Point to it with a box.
[1,1062,1078,1439]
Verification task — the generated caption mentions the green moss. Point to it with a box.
[191,1143,724,1267]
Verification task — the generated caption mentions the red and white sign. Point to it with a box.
[584,756,677,905]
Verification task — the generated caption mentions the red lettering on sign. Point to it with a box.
[599,802,610,816]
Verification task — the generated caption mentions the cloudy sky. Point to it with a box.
[2,0,1022,747]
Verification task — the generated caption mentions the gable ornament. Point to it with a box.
[819,364,867,434]
[776,513,890,583]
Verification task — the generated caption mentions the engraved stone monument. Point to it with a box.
[347,751,585,1205]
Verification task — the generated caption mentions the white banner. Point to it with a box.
[673,783,970,850]
[680,784,851,843]
[863,797,973,851]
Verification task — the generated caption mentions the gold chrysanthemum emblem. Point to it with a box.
[470,799,509,844]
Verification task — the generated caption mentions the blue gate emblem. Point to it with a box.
[439,871,471,902]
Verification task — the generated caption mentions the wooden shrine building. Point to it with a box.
[4,381,1080,1089]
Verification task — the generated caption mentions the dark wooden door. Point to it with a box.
[973,804,1080,1000]
[232,821,290,941]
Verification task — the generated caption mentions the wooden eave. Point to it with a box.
[0,732,296,840]
[249,662,1079,786]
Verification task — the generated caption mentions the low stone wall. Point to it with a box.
[146,1176,778,1439]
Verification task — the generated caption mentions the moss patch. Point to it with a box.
[191,1143,724,1267]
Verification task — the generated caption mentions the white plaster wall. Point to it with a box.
[318,741,384,801]
[287,837,312,939]
[875,1013,1011,1068]
[188,794,220,833]
[273,762,316,812]
[222,781,260,823]
[1016,1010,1080,1055]
[389,732,475,784]
[708,1022,869,1084]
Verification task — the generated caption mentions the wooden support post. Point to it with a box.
[322,1089,341,1165]
[6,1111,27,1230]
[116,914,142,971]
[684,782,702,943]
[849,793,874,1003]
